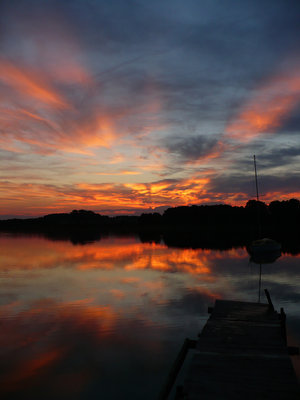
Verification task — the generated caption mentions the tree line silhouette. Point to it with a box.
[0,199,299,251]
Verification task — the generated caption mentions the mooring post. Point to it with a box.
[264,289,274,311]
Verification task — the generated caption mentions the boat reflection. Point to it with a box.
[249,248,281,264]
[248,242,281,304]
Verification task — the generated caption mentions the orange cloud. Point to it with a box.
[0,59,68,108]
[122,176,211,208]
[226,69,300,141]
[0,51,168,159]
[4,175,297,216]
[0,56,123,155]
[0,109,121,156]
[0,174,214,216]
[256,191,300,204]
[96,170,142,176]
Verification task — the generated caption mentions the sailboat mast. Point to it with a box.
[254,155,259,202]
[253,155,262,238]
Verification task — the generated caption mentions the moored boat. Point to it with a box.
[249,156,281,263]
[248,237,281,264]
[250,237,281,253]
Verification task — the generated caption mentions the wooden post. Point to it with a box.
[264,289,274,311]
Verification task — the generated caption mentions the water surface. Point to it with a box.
[0,234,299,399]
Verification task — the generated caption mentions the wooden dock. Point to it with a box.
[178,296,300,399]
[159,292,300,399]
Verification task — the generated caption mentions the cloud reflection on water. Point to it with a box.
[0,234,300,397]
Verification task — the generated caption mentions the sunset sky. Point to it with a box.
[1,0,300,217]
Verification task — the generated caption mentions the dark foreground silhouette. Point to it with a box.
[0,200,300,253]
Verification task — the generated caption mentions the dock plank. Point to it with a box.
[179,299,300,399]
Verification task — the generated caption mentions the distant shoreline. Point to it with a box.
[1,200,299,254]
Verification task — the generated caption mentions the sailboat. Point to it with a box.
[248,155,281,262]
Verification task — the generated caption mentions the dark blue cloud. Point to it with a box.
[165,135,219,161]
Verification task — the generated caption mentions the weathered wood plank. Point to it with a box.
[179,299,300,399]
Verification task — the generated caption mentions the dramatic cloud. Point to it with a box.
[0,0,300,216]
[0,175,215,216]
[225,68,300,142]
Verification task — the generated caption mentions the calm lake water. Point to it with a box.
[0,233,300,399]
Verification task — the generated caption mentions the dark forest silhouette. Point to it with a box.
[0,199,300,253]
